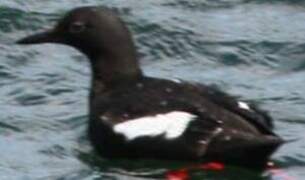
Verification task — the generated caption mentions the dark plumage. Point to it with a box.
[17,6,283,169]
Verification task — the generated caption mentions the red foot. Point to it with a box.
[165,162,225,180]
[166,169,189,180]
[199,162,225,171]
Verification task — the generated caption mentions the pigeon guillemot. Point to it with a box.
[17,6,283,169]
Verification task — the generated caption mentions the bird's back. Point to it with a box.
[88,77,283,168]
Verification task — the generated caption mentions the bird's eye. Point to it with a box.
[69,22,86,33]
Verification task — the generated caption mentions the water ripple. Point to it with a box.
[1,1,305,180]
[0,122,22,133]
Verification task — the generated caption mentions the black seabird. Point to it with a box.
[17,6,283,169]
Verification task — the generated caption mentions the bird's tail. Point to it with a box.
[206,134,284,170]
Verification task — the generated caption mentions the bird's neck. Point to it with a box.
[89,54,143,95]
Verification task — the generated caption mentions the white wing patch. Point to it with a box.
[113,111,196,141]
[238,101,250,110]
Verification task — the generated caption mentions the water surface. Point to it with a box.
[1,0,305,179]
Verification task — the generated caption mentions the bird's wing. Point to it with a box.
[187,82,275,135]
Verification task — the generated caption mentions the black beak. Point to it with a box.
[16,30,61,45]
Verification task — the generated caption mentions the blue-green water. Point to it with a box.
[1,0,305,179]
